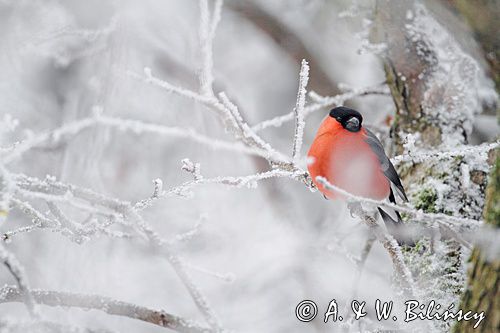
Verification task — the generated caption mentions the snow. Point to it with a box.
[405,3,497,148]
[0,1,496,332]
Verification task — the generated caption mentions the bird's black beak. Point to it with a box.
[345,117,360,132]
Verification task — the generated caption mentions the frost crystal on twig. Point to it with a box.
[292,59,310,162]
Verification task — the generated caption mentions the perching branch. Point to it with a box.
[315,177,482,229]
[0,285,209,333]
[347,202,416,298]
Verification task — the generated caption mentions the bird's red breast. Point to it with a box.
[307,117,390,200]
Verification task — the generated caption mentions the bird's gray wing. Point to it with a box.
[364,128,408,202]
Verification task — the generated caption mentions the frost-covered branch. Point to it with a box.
[315,177,416,296]
[346,202,416,297]
[292,59,310,162]
[10,197,58,229]
[252,84,390,132]
[128,67,291,165]
[134,178,166,211]
[2,166,300,243]
[9,109,494,205]
[136,68,213,103]
[159,168,301,202]
[1,114,281,165]
[0,318,117,333]
[0,285,209,333]
[391,141,499,166]
[199,0,223,97]
[2,170,220,328]
[4,169,234,330]
[0,244,38,317]
[315,177,481,229]
[1,117,97,165]
[168,214,207,245]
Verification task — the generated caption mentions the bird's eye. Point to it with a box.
[336,117,342,122]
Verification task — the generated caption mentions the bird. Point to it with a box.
[307,106,409,243]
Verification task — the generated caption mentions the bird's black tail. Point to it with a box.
[377,206,414,246]
[378,190,414,246]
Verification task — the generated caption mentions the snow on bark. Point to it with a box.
[374,1,498,332]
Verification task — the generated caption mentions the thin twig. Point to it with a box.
[292,59,310,162]
[252,85,390,132]
[0,244,39,317]
[348,202,415,298]
[199,0,223,97]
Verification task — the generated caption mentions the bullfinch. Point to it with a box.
[307,106,409,242]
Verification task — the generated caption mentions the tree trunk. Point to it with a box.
[454,153,499,332]
[373,2,492,331]
[442,0,500,92]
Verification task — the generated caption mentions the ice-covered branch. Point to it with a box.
[2,225,37,241]
[252,84,390,132]
[1,113,283,165]
[134,68,214,103]
[316,177,482,229]
[347,202,416,298]
[46,201,88,242]
[134,178,166,211]
[167,215,207,245]
[292,59,310,162]
[198,0,223,97]
[10,198,58,228]
[0,244,38,317]
[1,117,97,165]
[99,115,280,161]
[124,69,291,164]
[164,168,301,200]
[4,113,490,234]
[0,286,209,333]
[0,318,118,333]
[391,141,499,166]
[7,170,222,330]
[4,166,300,244]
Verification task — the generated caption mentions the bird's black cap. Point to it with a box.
[329,106,363,132]
[329,106,363,123]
